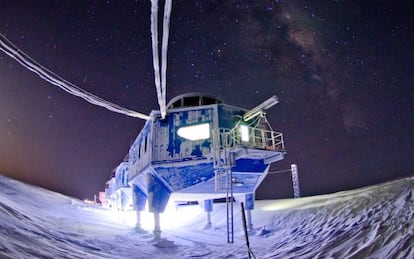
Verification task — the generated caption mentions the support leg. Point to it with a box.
[135,210,142,230]
[120,191,126,211]
[203,199,213,228]
[147,174,170,239]
[245,193,255,231]
[132,185,147,231]
[246,209,253,231]
[153,212,161,241]
[206,211,212,228]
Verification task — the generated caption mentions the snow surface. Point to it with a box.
[1,175,413,258]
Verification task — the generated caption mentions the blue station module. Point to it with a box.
[106,93,286,237]
[104,162,133,211]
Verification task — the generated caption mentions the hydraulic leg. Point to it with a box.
[153,212,161,240]
[132,185,147,230]
[203,199,213,228]
[244,193,255,231]
[147,174,171,239]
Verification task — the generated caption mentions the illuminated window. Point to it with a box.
[240,125,249,142]
[177,123,210,141]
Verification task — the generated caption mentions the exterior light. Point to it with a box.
[177,123,210,141]
[240,125,249,142]
[243,95,279,121]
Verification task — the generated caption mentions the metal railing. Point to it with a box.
[215,126,284,151]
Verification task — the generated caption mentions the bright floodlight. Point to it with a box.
[177,123,210,141]
[240,125,249,142]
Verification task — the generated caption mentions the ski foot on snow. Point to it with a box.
[151,238,176,248]
[187,251,212,257]
[256,226,271,237]
[133,228,153,238]
[203,223,212,230]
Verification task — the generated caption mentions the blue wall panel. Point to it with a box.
[232,158,267,172]
[155,162,214,191]
[153,107,214,162]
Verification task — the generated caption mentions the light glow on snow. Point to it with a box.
[1,175,414,258]
[161,202,203,229]
[261,198,313,211]
[106,201,204,231]
[177,123,210,141]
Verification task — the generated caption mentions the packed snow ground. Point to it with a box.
[0,175,413,258]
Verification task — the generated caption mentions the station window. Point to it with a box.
[203,97,217,105]
[183,96,200,106]
[138,143,141,159]
[177,123,210,141]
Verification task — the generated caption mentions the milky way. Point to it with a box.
[0,1,413,198]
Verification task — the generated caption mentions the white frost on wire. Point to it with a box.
[150,0,163,118]
[150,0,172,119]
[161,0,172,119]
[0,34,150,120]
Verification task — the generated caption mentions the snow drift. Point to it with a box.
[1,175,413,258]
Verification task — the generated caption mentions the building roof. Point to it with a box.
[167,93,222,109]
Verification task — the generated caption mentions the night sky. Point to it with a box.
[1,1,413,199]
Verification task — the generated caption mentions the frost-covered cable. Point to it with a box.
[150,0,164,118]
[160,0,172,119]
[150,0,172,119]
[0,34,150,120]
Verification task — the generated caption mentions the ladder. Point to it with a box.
[225,168,234,243]
[213,133,235,243]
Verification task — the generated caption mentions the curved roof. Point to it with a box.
[167,93,223,109]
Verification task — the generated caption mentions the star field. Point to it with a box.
[0,1,413,199]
